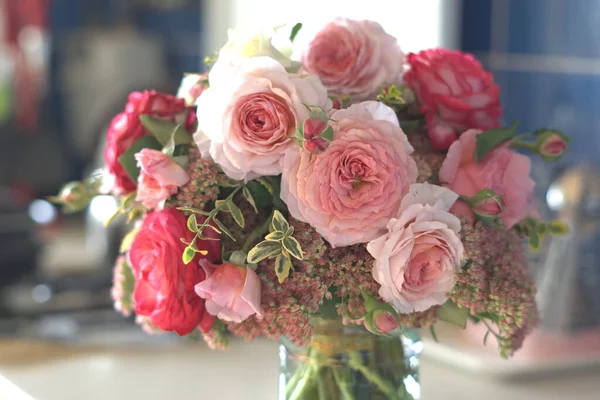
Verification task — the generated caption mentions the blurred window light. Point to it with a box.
[28,199,57,225]
[89,195,119,224]
[32,284,52,304]
[547,187,565,211]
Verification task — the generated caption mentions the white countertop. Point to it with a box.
[2,338,600,400]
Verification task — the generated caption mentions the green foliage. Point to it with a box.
[118,136,162,181]
[437,300,469,329]
[289,22,303,42]
[474,121,518,162]
[246,209,304,283]
[139,115,192,148]
[242,186,259,213]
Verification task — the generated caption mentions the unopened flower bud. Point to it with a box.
[464,189,504,223]
[371,310,398,334]
[361,290,399,336]
[537,131,568,160]
[301,117,333,154]
[53,181,93,212]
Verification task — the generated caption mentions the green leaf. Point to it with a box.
[177,206,211,216]
[319,125,334,141]
[282,236,304,260]
[265,231,285,241]
[215,199,230,212]
[308,106,328,122]
[118,136,162,181]
[271,210,289,233]
[429,326,439,343]
[247,240,282,263]
[229,201,245,228]
[285,226,294,237]
[256,177,274,195]
[214,218,236,241]
[245,181,272,209]
[289,22,303,42]
[548,220,569,236]
[483,330,491,346]
[437,300,469,329]
[139,115,192,147]
[275,254,293,283]
[242,186,258,213]
[228,250,247,266]
[182,246,195,265]
[187,214,199,232]
[528,230,541,252]
[474,122,518,162]
[120,227,140,253]
[461,260,473,271]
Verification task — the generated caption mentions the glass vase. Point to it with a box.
[279,318,422,400]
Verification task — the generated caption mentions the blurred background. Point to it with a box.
[0,0,599,396]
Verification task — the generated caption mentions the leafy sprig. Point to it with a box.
[247,210,304,283]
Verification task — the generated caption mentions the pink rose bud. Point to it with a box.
[474,196,503,217]
[302,117,331,153]
[538,133,567,158]
[331,97,343,110]
[371,310,398,334]
[52,181,93,212]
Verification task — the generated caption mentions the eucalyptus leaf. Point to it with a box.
[118,136,162,181]
[247,240,282,263]
[437,300,469,328]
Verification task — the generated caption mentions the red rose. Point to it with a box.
[405,49,502,150]
[128,208,220,335]
[103,91,191,194]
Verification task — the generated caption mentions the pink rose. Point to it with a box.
[195,260,263,323]
[195,57,330,181]
[177,73,209,106]
[371,310,398,334]
[439,129,536,228]
[104,91,192,194]
[281,101,417,247]
[405,49,502,150]
[128,208,220,335]
[134,149,189,210]
[539,133,567,158]
[367,183,464,313]
[299,18,405,99]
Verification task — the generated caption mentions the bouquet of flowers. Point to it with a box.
[53,18,570,399]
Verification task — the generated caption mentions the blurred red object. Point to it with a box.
[2,0,49,133]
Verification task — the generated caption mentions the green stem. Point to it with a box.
[348,352,402,400]
[191,184,243,244]
[510,139,537,151]
[332,364,356,400]
[242,209,274,253]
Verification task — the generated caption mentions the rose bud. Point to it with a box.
[362,291,400,336]
[51,181,93,213]
[370,310,399,334]
[463,189,504,223]
[536,130,569,161]
[301,117,332,154]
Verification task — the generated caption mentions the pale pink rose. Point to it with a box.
[281,101,417,247]
[299,18,405,99]
[195,56,330,181]
[195,260,263,323]
[134,149,189,210]
[367,183,464,313]
[439,129,536,228]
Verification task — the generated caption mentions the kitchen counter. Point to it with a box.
[2,338,600,400]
